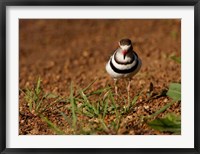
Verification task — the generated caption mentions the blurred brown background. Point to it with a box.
[19,19,180,94]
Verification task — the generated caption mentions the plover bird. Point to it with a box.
[106,38,142,96]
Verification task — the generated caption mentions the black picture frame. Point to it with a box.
[0,0,200,154]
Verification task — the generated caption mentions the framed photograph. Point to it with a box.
[1,0,200,153]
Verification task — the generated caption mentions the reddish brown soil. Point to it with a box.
[19,19,181,135]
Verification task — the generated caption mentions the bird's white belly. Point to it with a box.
[105,58,142,79]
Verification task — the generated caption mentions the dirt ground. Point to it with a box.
[19,19,181,135]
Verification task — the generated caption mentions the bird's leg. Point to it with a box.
[127,78,131,106]
[114,79,118,96]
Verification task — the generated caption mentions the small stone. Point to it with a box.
[20,120,25,124]
[164,98,168,103]
[56,75,61,81]
[129,130,135,135]
[25,82,30,87]
[53,87,59,93]
[144,105,149,110]
[118,127,128,134]
[126,115,133,120]
[77,103,82,108]
[83,51,89,57]
[139,98,143,102]
[139,80,145,85]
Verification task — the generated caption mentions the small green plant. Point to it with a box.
[22,77,65,134]
[23,77,43,115]
[22,77,61,115]
[148,113,181,134]
[146,82,181,134]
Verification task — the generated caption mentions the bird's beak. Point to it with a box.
[122,50,127,59]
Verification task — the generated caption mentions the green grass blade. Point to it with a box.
[80,90,90,104]
[24,88,34,112]
[36,94,48,113]
[59,111,72,126]
[131,94,139,106]
[44,93,59,99]
[40,115,64,135]
[171,56,181,64]
[38,96,65,114]
[87,87,111,96]
[148,113,181,134]
[99,119,109,133]
[115,113,122,132]
[80,90,98,116]
[70,82,77,130]
[103,99,109,119]
[35,77,41,98]
[148,101,175,119]
[36,99,42,113]
[109,91,115,104]
[123,93,140,113]
[72,79,97,99]
[82,110,94,118]
[96,101,100,115]
[82,79,97,93]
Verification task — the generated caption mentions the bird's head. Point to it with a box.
[118,38,133,59]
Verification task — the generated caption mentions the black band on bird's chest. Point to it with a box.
[110,59,139,74]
